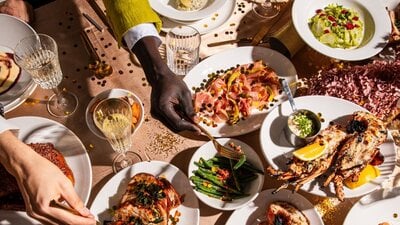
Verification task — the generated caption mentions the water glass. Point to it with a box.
[93,98,142,172]
[13,33,78,117]
[166,26,201,76]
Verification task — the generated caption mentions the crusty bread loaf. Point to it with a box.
[0,143,74,211]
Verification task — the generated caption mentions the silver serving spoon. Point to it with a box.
[281,79,297,112]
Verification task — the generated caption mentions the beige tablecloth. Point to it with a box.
[4,0,400,224]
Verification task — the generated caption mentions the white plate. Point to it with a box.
[344,187,400,225]
[188,138,264,211]
[226,189,324,225]
[150,0,226,22]
[0,14,37,113]
[85,88,144,140]
[183,46,297,137]
[0,116,92,225]
[90,161,200,225]
[259,95,397,198]
[160,0,234,35]
[292,0,391,61]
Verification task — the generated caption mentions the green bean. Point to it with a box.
[229,159,241,191]
[194,187,233,201]
[233,154,246,170]
[190,176,242,194]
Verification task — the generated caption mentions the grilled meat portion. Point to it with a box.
[266,201,309,225]
[111,173,181,225]
[268,124,347,192]
[324,111,387,201]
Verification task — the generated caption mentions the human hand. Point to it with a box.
[1,133,95,225]
[150,70,200,133]
[0,0,34,24]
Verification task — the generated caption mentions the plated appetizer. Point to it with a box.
[176,0,207,11]
[268,111,387,201]
[193,60,280,127]
[190,154,263,201]
[0,51,21,95]
[109,173,181,225]
[265,201,310,225]
[309,4,363,48]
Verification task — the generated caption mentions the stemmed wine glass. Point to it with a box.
[14,33,78,117]
[93,98,142,173]
[252,0,281,20]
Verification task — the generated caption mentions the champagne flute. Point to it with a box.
[93,98,142,172]
[252,0,280,20]
[13,33,78,117]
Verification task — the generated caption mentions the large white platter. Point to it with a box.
[226,189,324,225]
[184,46,298,137]
[0,14,37,113]
[292,0,391,61]
[0,116,92,225]
[90,161,200,225]
[344,187,400,225]
[259,95,396,198]
[160,0,235,35]
[149,0,225,22]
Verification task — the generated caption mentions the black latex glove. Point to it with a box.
[131,36,199,133]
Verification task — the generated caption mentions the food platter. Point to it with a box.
[149,0,226,22]
[226,189,324,225]
[85,88,144,140]
[90,161,200,225]
[188,138,264,211]
[0,14,37,113]
[259,95,396,198]
[183,46,297,137]
[343,187,400,225]
[0,116,92,225]
[160,0,235,35]
[292,0,391,61]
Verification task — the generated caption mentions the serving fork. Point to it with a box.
[194,123,245,161]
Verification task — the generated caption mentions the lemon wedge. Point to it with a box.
[292,141,326,161]
[344,164,380,189]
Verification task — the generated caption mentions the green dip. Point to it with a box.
[309,4,363,48]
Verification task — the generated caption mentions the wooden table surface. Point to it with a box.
[4,0,400,224]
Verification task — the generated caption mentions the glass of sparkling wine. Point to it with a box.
[13,33,78,117]
[93,98,142,172]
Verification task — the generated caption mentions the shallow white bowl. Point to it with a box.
[188,138,265,211]
[292,0,391,61]
[149,0,226,22]
[85,88,144,139]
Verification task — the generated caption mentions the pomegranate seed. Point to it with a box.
[352,16,359,21]
[316,9,322,13]
[324,29,330,34]
[328,15,336,21]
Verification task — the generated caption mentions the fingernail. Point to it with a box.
[79,207,93,217]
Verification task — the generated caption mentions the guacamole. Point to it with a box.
[309,4,364,49]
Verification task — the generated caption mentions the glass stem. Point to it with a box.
[52,86,66,106]
[119,152,129,168]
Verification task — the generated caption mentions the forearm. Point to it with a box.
[131,36,173,86]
